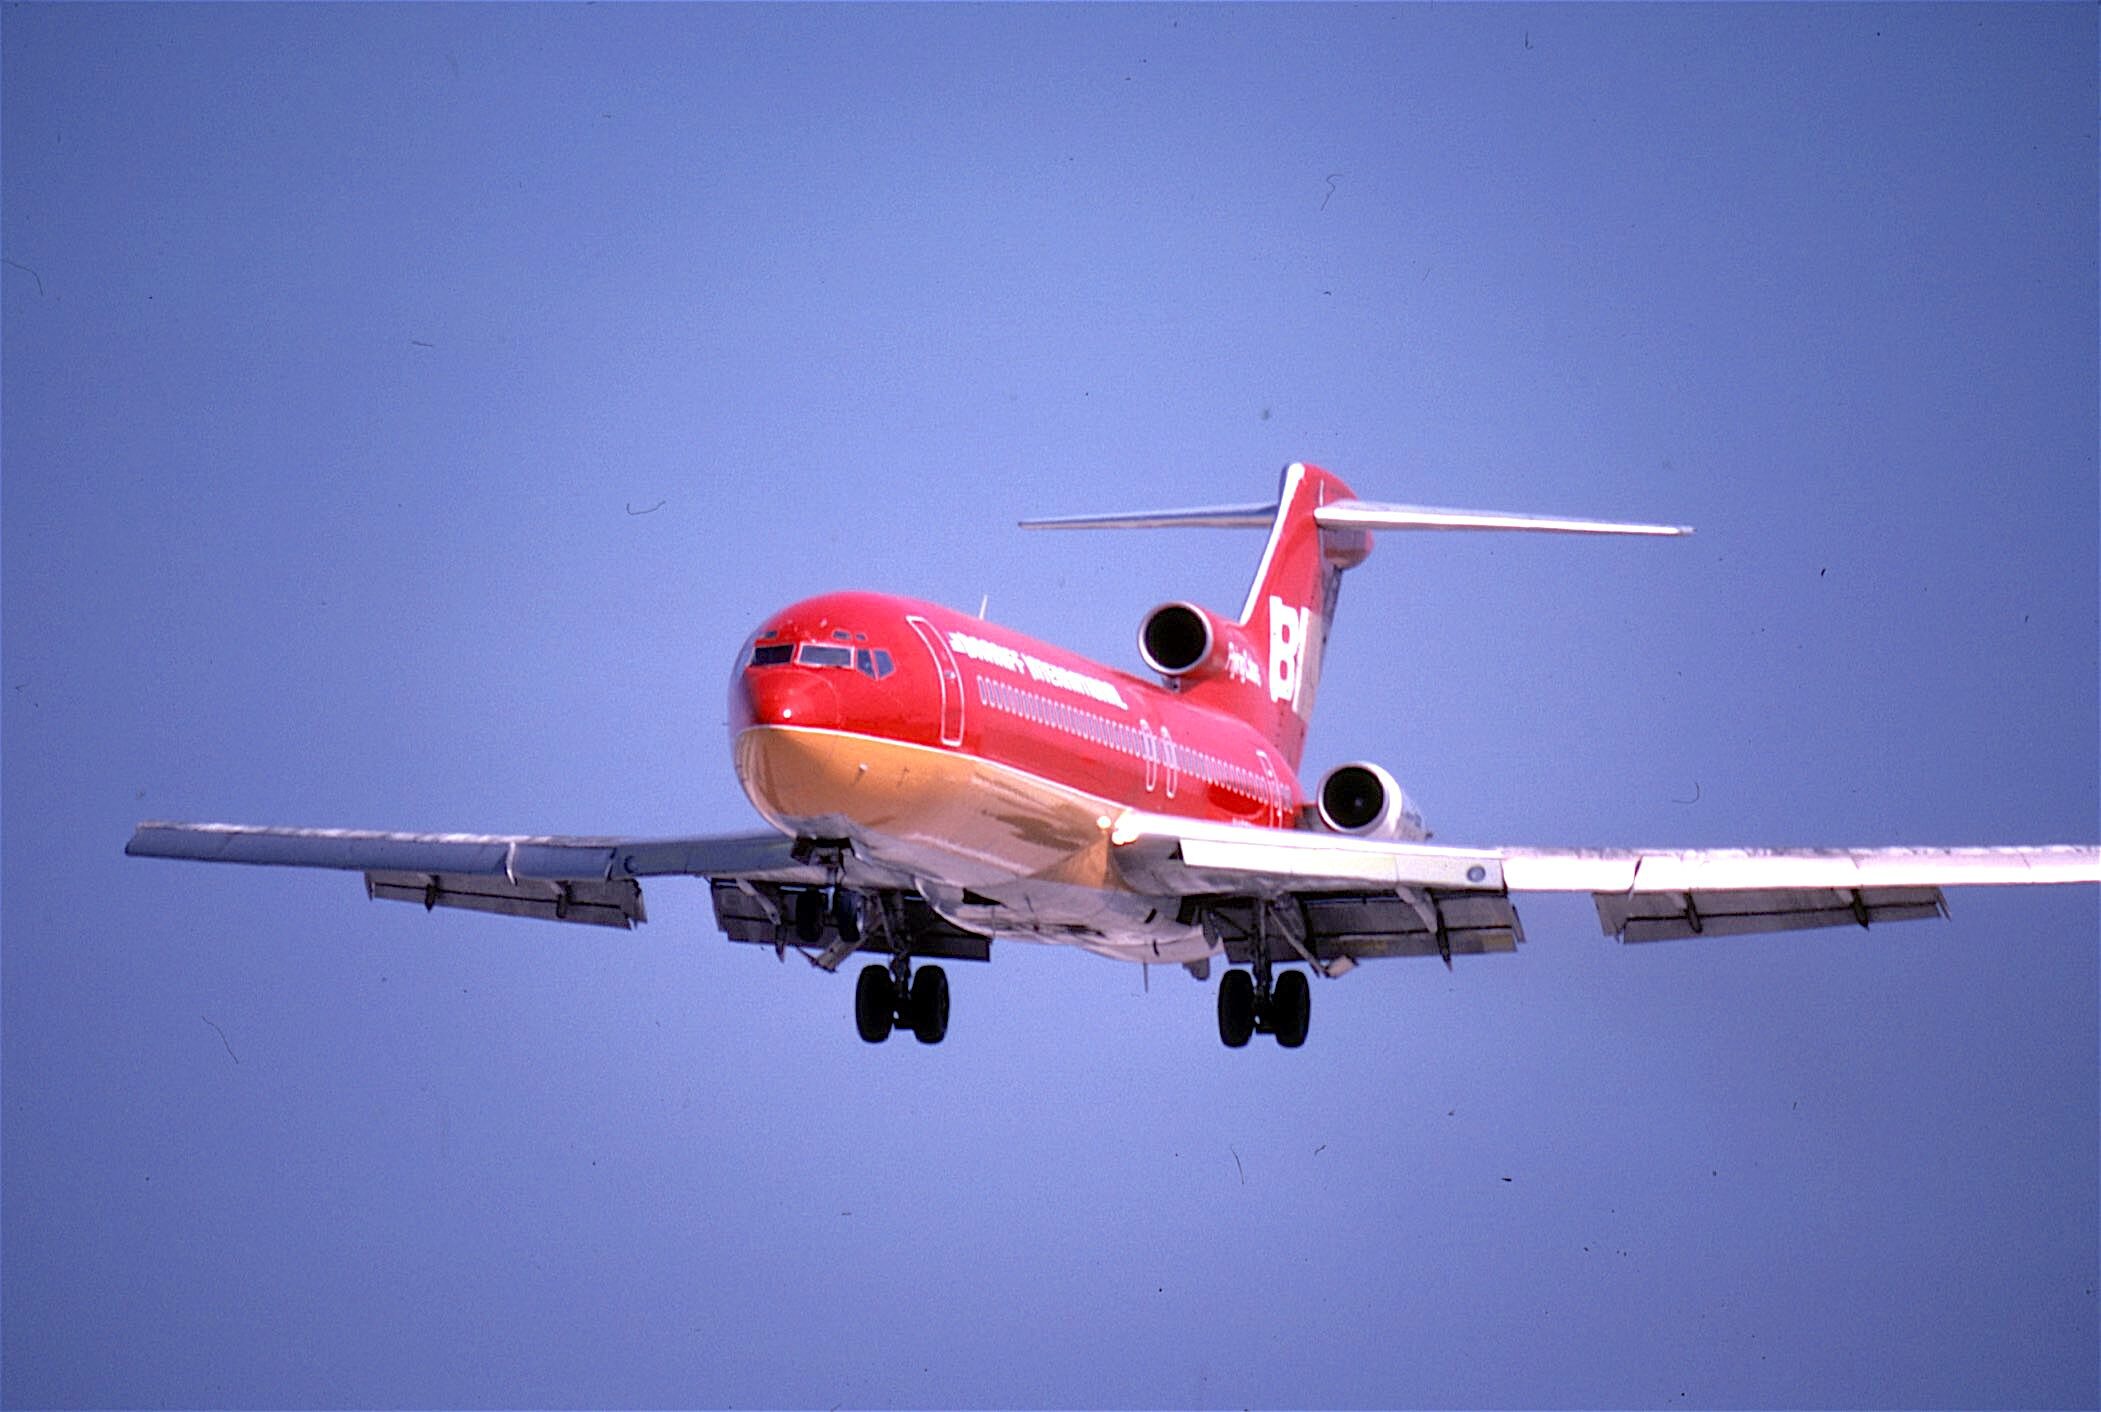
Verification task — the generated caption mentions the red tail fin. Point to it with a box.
[1228,463,1369,769]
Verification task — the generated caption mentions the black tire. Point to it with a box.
[910,965,950,1045]
[1273,969,1310,1049]
[794,889,826,944]
[854,964,894,1043]
[1218,969,1256,1048]
[832,888,861,946]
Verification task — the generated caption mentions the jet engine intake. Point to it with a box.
[1138,601,1220,677]
[1316,762,1428,841]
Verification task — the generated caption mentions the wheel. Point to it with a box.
[794,888,826,944]
[1273,969,1310,1049]
[1217,969,1255,1047]
[854,964,894,1043]
[910,965,950,1045]
[832,888,861,946]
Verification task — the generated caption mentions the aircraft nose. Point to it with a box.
[734,665,843,735]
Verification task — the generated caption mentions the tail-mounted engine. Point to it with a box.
[1138,601,1265,691]
[1314,762,1428,841]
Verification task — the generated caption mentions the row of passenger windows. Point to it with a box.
[749,640,896,679]
[975,676,1271,803]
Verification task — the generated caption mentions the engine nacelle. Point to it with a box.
[1137,601,1265,690]
[1138,601,1220,676]
[1315,762,1428,841]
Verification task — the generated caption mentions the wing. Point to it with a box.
[1108,810,2099,964]
[127,820,823,930]
[125,820,994,963]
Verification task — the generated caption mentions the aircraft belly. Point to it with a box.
[733,725,1213,961]
[734,725,1118,886]
[917,877,1214,963]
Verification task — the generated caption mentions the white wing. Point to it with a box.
[125,820,994,962]
[1108,809,2098,958]
[127,821,821,930]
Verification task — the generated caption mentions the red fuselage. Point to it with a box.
[732,590,1300,828]
[728,591,1300,926]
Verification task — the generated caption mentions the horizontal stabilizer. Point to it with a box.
[1020,496,1689,536]
[1019,502,1277,531]
[1316,499,1691,537]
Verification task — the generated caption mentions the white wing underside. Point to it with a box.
[1108,810,2099,945]
[126,821,828,930]
[128,817,2097,955]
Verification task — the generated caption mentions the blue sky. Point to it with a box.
[5,4,2095,1407]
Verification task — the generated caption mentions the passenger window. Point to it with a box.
[796,643,854,668]
[750,643,794,666]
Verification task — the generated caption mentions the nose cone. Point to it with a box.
[731,664,843,736]
[729,669,857,837]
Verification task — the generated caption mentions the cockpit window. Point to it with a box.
[751,639,895,676]
[795,643,855,668]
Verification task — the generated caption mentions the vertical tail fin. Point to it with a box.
[1018,462,1369,770]
[1233,463,1370,769]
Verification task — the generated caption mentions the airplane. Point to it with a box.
[128,462,2099,1048]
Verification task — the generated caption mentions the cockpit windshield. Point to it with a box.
[748,639,895,679]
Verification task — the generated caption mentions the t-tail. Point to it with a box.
[1021,461,1690,770]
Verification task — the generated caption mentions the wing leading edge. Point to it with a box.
[1108,810,2099,953]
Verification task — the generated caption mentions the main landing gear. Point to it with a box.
[1216,960,1310,1049]
[856,954,949,1046]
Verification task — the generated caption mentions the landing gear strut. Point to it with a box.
[847,893,946,1046]
[784,848,950,1047]
[1215,965,1311,1048]
[1214,902,1311,1048]
[855,955,948,1046]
